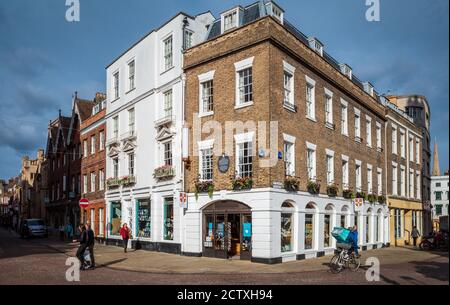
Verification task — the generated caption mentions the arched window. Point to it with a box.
[281,201,295,253]
[305,202,317,250]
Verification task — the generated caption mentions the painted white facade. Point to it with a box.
[184,189,389,262]
[431,175,449,220]
[104,12,214,251]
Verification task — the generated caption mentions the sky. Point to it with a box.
[0,0,448,179]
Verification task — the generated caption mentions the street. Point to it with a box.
[0,228,448,285]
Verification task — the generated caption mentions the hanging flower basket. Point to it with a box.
[378,195,386,204]
[284,176,300,192]
[343,188,354,199]
[326,184,339,197]
[194,177,214,200]
[367,193,377,203]
[307,180,321,195]
[231,176,253,191]
[356,191,367,200]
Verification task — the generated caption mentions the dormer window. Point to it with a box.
[308,37,324,56]
[339,63,352,80]
[222,8,240,33]
[364,82,374,96]
[265,1,284,24]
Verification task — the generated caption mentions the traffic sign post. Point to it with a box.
[79,198,89,210]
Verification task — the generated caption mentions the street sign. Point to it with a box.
[79,198,89,209]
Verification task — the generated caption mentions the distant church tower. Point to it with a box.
[432,139,441,176]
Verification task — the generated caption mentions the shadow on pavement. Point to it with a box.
[409,260,449,283]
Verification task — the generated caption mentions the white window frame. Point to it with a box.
[163,35,173,71]
[392,162,398,196]
[113,116,119,139]
[400,129,406,158]
[163,89,173,118]
[184,29,194,49]
[340,99,348,136]
[377,168,382,196]
[198,139,215,181]
[113,157,119,178]
[234,57,254,109]
[283,61,296,108]
[198,70,215,117]
[342,155,349,189]
[234,132,254,178]
[354,108,361,141]
[128,153,135,176]
[305,75,316,121]
[400,165,406,197]
[367,164,373,194]
[409,169,414,199]
[376,122,382,150]
[416,171,421,200]
[326,149,335,185]
[83,140,88,158]
[324,88,333,127]
[392,124,398,155]
[162,140,173,167]
[222,8,239,32]
[355,160,362,192]
[366,115,372,148]
[127,59,135,92]
[415,138,420,165]
[306,142,317,181]
[99,130,105,151]
[99,169,105,191]
[90,135,96,155]
[283,134,296,177]
[112,71,119,100]
[409,135,414,162]
[90,172,96,193]
[128,108,135,133]
[83,174,88,195]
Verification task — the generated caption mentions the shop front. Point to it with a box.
[202,200,252,261]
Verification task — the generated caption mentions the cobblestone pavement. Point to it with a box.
[0,228,448,285]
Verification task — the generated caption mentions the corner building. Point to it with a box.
[183,1,389,263]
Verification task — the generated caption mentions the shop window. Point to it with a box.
[324,214,331,248]
[163,198,174,240]
[110,202,122,236]
[137,199,151,238]
[281,202,294,253]
[305,203,316,250]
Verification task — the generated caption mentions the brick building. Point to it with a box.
[80,93,107,239]
[382,100,424,246]
[45,95,96,229]
[183,2,390,263]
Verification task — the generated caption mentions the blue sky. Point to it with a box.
[0,0,448,179]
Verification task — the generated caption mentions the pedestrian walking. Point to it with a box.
[85,223,96,269]
[411,226,420,247]
[75,224,88,270]
[65,223,73,242]
[119,223,131,253]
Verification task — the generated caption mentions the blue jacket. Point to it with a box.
[347,231,358,247]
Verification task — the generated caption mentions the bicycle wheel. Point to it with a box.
[330,254,343,274]
[347,255,361,271]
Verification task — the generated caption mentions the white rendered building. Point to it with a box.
[104,12,214,253]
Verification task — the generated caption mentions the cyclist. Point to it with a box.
[347,225,360,258]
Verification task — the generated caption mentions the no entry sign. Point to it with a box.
[79,198,89,209]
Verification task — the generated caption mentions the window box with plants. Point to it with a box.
[356,191,366,200]
[342,188,354,199]
[153,165,175,180]
[367,193,377,203]
[307,180,321,195]
[231,175,253,191]
[326,184,339,197]
[120,175,136,186]
[194,176,214,200]
[106,177,121,188]
[378,195,386,204]
[284,176,300,192]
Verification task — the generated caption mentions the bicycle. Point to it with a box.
[329,242,361,274]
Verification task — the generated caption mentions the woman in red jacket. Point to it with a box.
[119,223,131,253]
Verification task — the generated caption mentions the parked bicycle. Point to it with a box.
[330,242,361,274]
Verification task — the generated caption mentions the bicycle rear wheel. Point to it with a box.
[330,254,343,274]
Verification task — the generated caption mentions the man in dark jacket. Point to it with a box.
[75,224,88,270]
[86,223,96,269]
